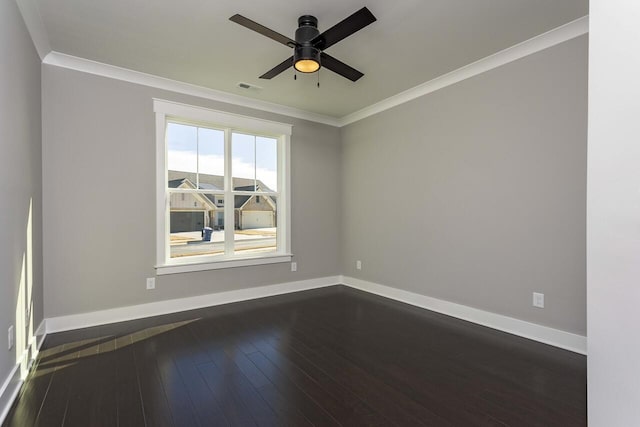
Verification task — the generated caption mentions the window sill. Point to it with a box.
[155,253,293,275]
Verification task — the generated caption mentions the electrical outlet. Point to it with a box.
[356,260,362,270]
[8,325,14,350]
[533,292,545,308]
[291,262,297,272]
[146,277,156,290]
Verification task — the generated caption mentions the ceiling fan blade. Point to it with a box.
[311,7,376,51]
[320,52,364,82]
[229,14,297,47]
[260,56,294,79]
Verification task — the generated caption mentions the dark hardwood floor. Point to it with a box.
[3,286,586,426]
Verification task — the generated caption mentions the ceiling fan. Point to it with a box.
[229,7,376,82]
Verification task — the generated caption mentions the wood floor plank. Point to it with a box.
[4,340,60,427]
[132,328,176,427]
[152,326,202,427]
[197,362,259,426]
[234,314,392,426]
[35,339,104,426]
[159,321,230,426]
[114,334,146,427]
[246,351,340,426]
[253,311,448,425]
[63,336,118,426]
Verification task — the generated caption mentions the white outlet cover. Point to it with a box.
[146,277,156,290]
[356,260,362,270]
[8,325,14,350]
[291,262,297,272]
[533,292,545,308]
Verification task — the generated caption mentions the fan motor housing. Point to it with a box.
[296,15,319,44]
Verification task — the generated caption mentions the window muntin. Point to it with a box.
[155,100,291,274]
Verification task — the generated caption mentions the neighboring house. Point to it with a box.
[168,171,276,232]
[234,185,277,230]
[167,177,221,233]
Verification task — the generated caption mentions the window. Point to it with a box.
[154,99,292,274]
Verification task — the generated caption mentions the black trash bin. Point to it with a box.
[202,227,213,242]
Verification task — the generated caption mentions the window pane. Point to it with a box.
[167,123,197,175]
[234,195,277,255]
[169,194,225,259]
[198,128,224,177]
[232,132,256,190]
[256,136,278,191]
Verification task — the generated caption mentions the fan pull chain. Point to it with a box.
[317,70,320,88]
[294,72,297,80]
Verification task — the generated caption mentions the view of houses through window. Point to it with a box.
[167,122,278,259]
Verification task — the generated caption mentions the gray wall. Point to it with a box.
[42,67,341,318]
[587,1,640,424]
[0,0,44,399]
[41,33,588,339]
[341,36,588,335]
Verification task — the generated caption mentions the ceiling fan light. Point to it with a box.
[295,59,320,73]
[294,45,320,73]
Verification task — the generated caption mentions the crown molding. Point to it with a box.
[42,52,342,127]
[339,15,589,127]
[15,0,51,60]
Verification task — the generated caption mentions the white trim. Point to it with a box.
[25,14,586,128]
[339,15,589,126]
[38,17,589,128]
[33,320,47,362]
[341,276,587,354]
[14,0,52,60]
[155,100,292,272]
[156,254,293,275]
[43,52,341,127]
[0,365,21,426]
[0,319,47,426]
[280,133,292,253]
[45,276,341,333]
[42,275,585,354]
[153,99,293,136]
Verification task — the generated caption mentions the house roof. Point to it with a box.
[168,178,187,188]
[234,185,258,192]
[234,195,252,209]
[168,171,276,209]
[167,171,273,192]
[199,183,223,191]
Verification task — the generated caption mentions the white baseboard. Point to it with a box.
[31,320,47,367]
[0,319,47,425]
[0,365,20,426]
[46,276,342,334]
[45,275,586,353]
[341,276,586,354]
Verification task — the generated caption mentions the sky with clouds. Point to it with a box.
[167,122,278,190]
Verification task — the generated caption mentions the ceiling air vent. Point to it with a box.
[237,82,263,91]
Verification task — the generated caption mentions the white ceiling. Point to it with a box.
[32,0,588,118]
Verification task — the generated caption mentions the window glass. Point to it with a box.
[167,123,197,174]
[234,195,277,256]
[256,136,278,191]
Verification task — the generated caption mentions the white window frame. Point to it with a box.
[154,99,292,275]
